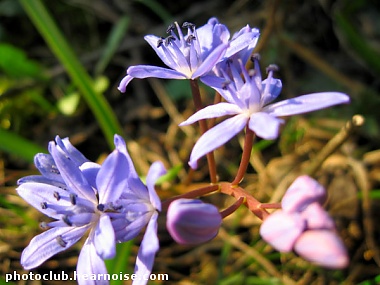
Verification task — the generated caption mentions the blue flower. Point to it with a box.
[180,57,350,169]
[17,135,165,285]
[118,18,259,92]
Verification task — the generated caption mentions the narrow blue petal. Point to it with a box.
[21,226,88,270]
[118,74,133,93]
[113,212,151,243]
[189,114,247,169]
[179,102,241,126]
[56,136,89,166]
[264,92,350,117]
[200,74,226,89]
[96,149,129,205]
[146,161,165,211]
[79,162,100,189]
[93,214,116,259]
[34,153,65,183]
[132,212,159,285]
[16,182,95,218]
[192,43,228,79]
[249,112,284,140]
[17,175,67,190]
[50,142,97,202]
[127,65,187,80]
[261,78,282,106]
[224,31,260,59]
[77,238,109,285]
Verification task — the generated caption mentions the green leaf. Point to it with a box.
[0,128,45,162]
[19,0,123,149]
[105,241,133,285]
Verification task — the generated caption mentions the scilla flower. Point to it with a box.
[118,17,259,92]
[17,135,165,285]
[166,199,222,245]
[260,176,348,269]
[180,56,350,169]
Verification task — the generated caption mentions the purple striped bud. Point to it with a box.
[282,175,327,213]
[166,199,222,245]
[259,210,306,252]
[294,230,349,269]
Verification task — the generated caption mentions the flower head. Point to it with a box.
[17,135,165,285]
[180,57,350,169]
[118,18,259,92]
[166,199,222,245]
[259,176,348,269]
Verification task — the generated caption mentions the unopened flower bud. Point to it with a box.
[294,230,349,269]
[282,175,327,212]
[166,199,222,245]
[260,210,306,252]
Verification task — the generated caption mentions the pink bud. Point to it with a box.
[166,199,222,245]
[301,202,335,230]
[294,230,349,269]
[282,175,326,213]
[260,210,306,252]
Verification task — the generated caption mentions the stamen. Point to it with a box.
[56,235,67,247]
[266,64,279,73]
[166,23,175,33]
[69,193,77,205]
[164,35,176,46]
[97,204,105,211]
[182,22,196,31]
[156,37,164,48]
[251,53,261,62]
[41,202,48,209]
[40,222,49,229]
[50,166,60,174]
[54,191,61,201]
[221,80,231,90]
[186,34,196,44]
[62,215,72,226]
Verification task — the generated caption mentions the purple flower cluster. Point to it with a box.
[260,176,348,268]
[17,135,165,285]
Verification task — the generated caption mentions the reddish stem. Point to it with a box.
[220,196,245,218]
[189,79,217,183]
[231,126,255,185]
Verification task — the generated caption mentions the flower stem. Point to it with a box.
[220,196,245,218]
[189,79,217,183]
[231,126,255,185]
[161,184,219,210]
[220,182,269,220]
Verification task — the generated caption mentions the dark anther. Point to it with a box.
[62,215,72,226]
[54,191,61,201]
[182,22,195,31]
[164,35,176,46]
[221,80,231,90]
[186,34,196,44]
[56,235,67,247]
[41,202,48,209]
[50,166,60,175]
[251,53,261,62]
[69,193,77,205]
[40,222,49,229]
[266,64,279,73]
[97,204,105,211]
[156,37,164,48]
[166,23,175,33]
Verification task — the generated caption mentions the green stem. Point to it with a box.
[189,79,217,183]
[19,0,123,148]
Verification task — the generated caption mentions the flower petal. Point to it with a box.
[33,153,65,183]
[260,210,305,252]
[294,230,348,269]
[21,226,88,270]
[77,238,109,285]
[50,141,97,202]
[113,212,152,243]
[192,43,228,79]
[224,30,260,59]
[118,74,133,93]
[127,65,187,80]
[93,214,116,259]
[179,102,241,126]
[146,161,166,211]
[249,112,284,140]
[264,92,350,117]
[188,114,247,169]
[56,136,89,166]
[132,212,159,285]
[96,148,129,205]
